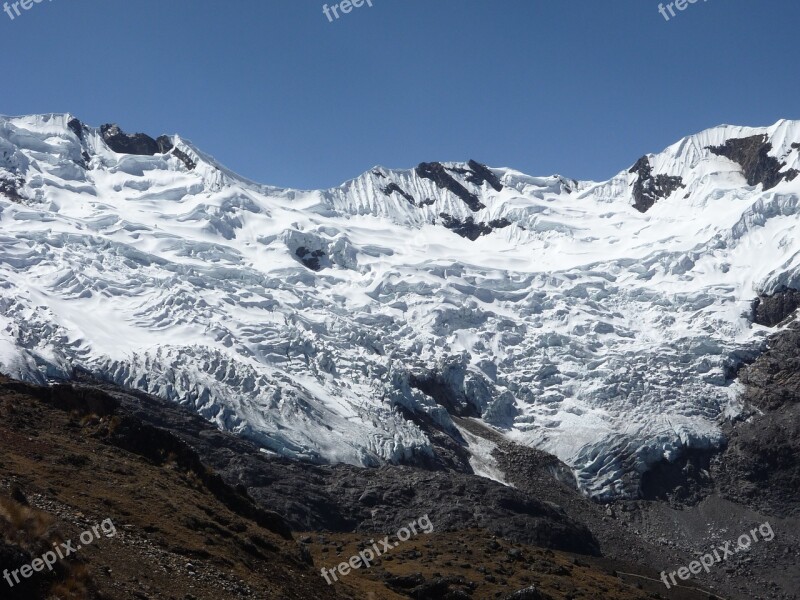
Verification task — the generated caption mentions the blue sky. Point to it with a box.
[1,0,798,189]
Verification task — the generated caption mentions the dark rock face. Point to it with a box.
[295,246,326,271]
[253,462,600,554]
[382,182,416,205]
[416,162,485,211]
[155,134,174,154]
[708,135,799,190]
[67,117,85,141]
[51,378,600,556]
[154,135,197,169]
[712,295,800,517]
[737,323,800,414]
[409,372,481,418]
[633,290,800,516]
[439,213,511,240]
[445,161,504,192]
[393,404,474,473]
[752,287,800,326]
[0,176,24,203]
[466,160,504,191]
[628,156,684,213]
[171,147,197,170]
[100,123,160,156]
[639,447,715,504]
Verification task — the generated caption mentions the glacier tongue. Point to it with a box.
[2,113,800,498]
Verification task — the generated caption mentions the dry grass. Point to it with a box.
[0,496,54,546]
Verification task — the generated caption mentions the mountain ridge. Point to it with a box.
[2,113,800,499]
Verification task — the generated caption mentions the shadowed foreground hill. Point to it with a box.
[0,375,729,600]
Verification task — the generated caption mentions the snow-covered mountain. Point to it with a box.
[2,113,799,498]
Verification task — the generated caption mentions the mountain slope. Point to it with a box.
[1,114,800,498]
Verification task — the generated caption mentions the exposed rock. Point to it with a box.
[466,159,504,191]
[295,246,326,271]
[0,176,24,203]
[708,134,799,190]
[712,294,800,517]
[155,135,174,154]
[752,287,800,326]
[394,403,473,472]
[409,372,481,417]
[101,123,160,156]
[505,585,547,600]
[171,147,197,170]
[153,135,196,170]
[639,447,715,505]
[416,162,485,211]
[385,573,426,590]
[382,182,416,205]
[445,160,503,192]
[628,156,684,213]
[43,376,600,555]
[439,213,511,240]
[404,577,458,599]
[67,117,85,141]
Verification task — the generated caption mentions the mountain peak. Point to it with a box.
[1,115,800,499]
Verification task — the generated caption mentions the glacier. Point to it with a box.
[1,113,799,498]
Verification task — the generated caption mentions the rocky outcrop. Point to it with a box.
[713,295,800,516]
[628,156,684,213]
[409,372,481,417]
[295,246,326,271]
[464,159,504,191]
[439,214,511,240]
[416,162,485,211]
[156,135,197,170]
[155,134,174,154]
[630,290,800,516]
[100,125,196,169]
[708,134,799,190]
[752,287,800,326]
[47,377,600,555]
[100,123,160,156]
[0,176,24,203]
[393,404,473,473]
[66,117,85,141]
[639,447,715,504]
[172,146,197,170]
[382,182,416,205]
